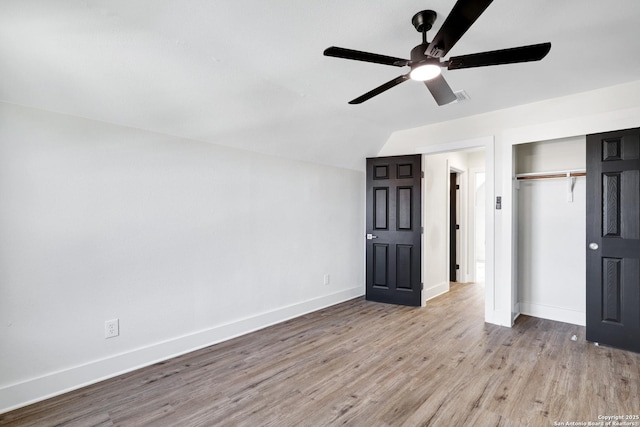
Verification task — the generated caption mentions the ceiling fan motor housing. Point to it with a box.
[410,43,441,71]
[411,43,430,62]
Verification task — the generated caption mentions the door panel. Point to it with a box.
[366,155,422,306]
[373,244,389,287]
[374,188,389,229]
[397,187,413,230]
[586,128,640,353]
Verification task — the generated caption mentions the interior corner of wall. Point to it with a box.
[375,131,400,157]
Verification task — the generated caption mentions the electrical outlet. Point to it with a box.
[323,274,330,286]
[105,319,119,339]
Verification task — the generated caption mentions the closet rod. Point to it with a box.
[515,169,586,181]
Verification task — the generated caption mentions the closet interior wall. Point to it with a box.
[515,137,587,326]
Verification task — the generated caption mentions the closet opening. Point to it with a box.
[514,137,586,326]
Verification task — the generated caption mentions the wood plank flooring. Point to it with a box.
[2,283,639,426]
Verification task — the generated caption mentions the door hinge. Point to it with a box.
[456,264,460,270]
[455,185,460,190]
[421,226,424,234]
[421,282,424,290]
[455,224,460,230]
[421,171,424,178]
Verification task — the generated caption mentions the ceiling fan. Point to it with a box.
[324,0,551,106]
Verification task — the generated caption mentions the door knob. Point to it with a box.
[588,242,599,250]
[366,234,378,240]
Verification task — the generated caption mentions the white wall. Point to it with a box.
[379,80,640,326]
[0,102,365,413]
[515,137,586,325]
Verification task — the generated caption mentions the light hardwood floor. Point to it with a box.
[2,283,639,426]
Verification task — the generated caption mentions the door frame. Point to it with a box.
[417,136,495,321]
[469,167,486,284]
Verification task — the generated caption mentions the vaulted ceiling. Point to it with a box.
[2,1,640,170]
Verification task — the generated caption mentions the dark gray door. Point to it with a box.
[366,155,422,306]
[450,172,458,282]
[586,128,640,353]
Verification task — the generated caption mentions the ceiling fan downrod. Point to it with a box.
[411,10,437,44]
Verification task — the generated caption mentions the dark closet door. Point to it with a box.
[586,128,640,353]
[366,155,422,306]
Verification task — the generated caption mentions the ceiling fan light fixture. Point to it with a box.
[409,63,441,81]
[324,1,551,105]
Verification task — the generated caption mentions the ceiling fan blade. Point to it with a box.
[424,74,457,106]
[447,42,551,70]
[324,46,410,67]
[349,75,410,104]
[426,0,493,58]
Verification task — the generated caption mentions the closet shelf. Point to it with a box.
[515,169,585,202]
[515,169,586,180]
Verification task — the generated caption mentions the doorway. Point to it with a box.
[514,137,586,326]
[423,148,486,303]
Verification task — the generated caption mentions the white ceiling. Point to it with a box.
[2,0,640,170]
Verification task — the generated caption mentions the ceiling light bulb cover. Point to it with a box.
[410,64,441,81]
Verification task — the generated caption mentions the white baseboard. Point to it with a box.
[0,286,363,415]
[424,281,450,302]
[512,302,521,325]
[485,309,514,327]
[519,302,586,326]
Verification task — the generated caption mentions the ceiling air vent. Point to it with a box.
[452,90,470,103]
